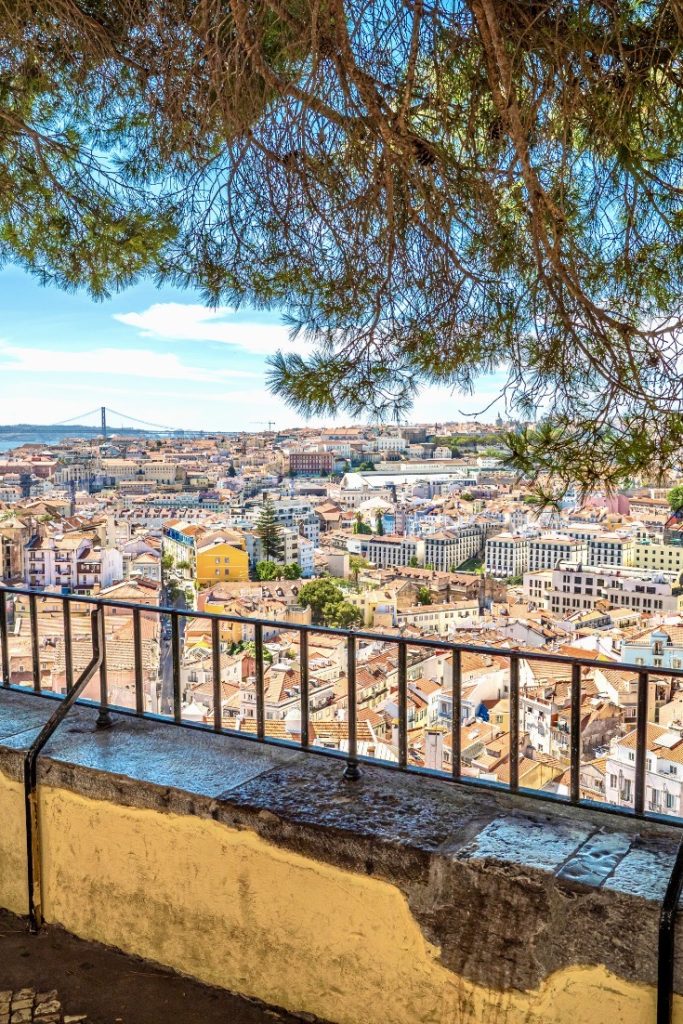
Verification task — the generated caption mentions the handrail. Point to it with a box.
[23,606,104,931]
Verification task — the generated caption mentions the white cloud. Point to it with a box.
[0,341,259,384]
[113,303,305,356]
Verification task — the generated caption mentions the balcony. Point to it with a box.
[1,585,683,1024]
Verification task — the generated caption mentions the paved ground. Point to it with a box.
[0,912,312,1024]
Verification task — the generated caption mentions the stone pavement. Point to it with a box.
[0,911,317,1024]
[0,990,86,1024]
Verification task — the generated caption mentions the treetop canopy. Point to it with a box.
[3,0,683,491]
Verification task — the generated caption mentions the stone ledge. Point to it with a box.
[0,689,682,1000]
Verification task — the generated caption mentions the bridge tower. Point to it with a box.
[100,406,107,439]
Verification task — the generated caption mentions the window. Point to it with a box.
[610,774,617,788]
[667,792,675,810]
[628,751,635,761]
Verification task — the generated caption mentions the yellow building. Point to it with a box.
[632,540,683,574]
[196,539,249,586]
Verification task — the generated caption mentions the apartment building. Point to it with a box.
[196,537,250,585]
[366,535,425,569]
[289,451,334,476]
[543,563,683,617]
[485,533,529,577]
[24,533,122,593]
[423,525,483,572]
[396,600,480,633]
[606,724,683,816]
[0,519,29,581]
[632,540,683,574]
[586,535,635,567]
[523,569,554,606]
[621,627,683,670]
[527,535,587,572]
[374,435,407,452]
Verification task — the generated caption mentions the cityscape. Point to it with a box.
[2,0,683,1015]
[2,417,683,819]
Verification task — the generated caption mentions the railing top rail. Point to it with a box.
[2,584,682,678]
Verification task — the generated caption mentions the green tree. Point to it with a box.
[461,492,474,502]
[375,513,385,536]
[352,513,371,536]
[328,601,363,629]
[298,578,359,626]
[227,462,237,478]
[282,563,300,580]
[416,586,432,606]
[161,553,174,572]
[407,556,420,568]
[357,461,375,472]
[668,487,683,514]
[349,555,370,590]
[256,560,280,581]
[7,3,683,492]
[256,499,282,561]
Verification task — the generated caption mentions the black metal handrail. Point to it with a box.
[22,605,105,932]
[1,582,683,1020]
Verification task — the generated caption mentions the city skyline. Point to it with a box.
[0,264,508,431]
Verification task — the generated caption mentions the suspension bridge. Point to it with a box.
[0,406,209,441]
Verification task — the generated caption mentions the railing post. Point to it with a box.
[343,633,361,781]
[211,617,222,733]
[171,611,182,725]
[29,593,41,693]
[63,598,73,694]
[451,648,462,782]
[95,604,113,729]
[509,653,520,793]
[0,589,9,687]
[657,837,683,1024]
[133,608,144,714]
[635,670,648,815]
[300,629,309,749]
[397,638,408,769]
[254,622,265,741]
[570,662,582,805]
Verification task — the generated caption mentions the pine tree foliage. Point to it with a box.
[255,498,282,560]
[4,0,683,486]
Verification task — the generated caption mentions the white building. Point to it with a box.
[297,535,315,578]
[586,535,635,567]
[606,724,683,816]
[374,435,407,453]
[485,533,529,578]
[527,535,587,572]
[366,535,425,569]
[24,533,123,594]
[423,526,483,571]
[544,563,683,617]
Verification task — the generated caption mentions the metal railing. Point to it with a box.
[2,584,683,820]
[1,583,683,1022]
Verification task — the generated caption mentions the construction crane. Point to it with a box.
[250,420,276,431]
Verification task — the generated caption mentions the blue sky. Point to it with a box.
[0,265,507,430]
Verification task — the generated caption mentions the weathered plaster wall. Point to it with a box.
[3,783,674,1024]
[0,772,28,915]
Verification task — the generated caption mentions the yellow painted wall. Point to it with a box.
[196,543,249,585]
[0,770,682,1024]
[0,771,29,914]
